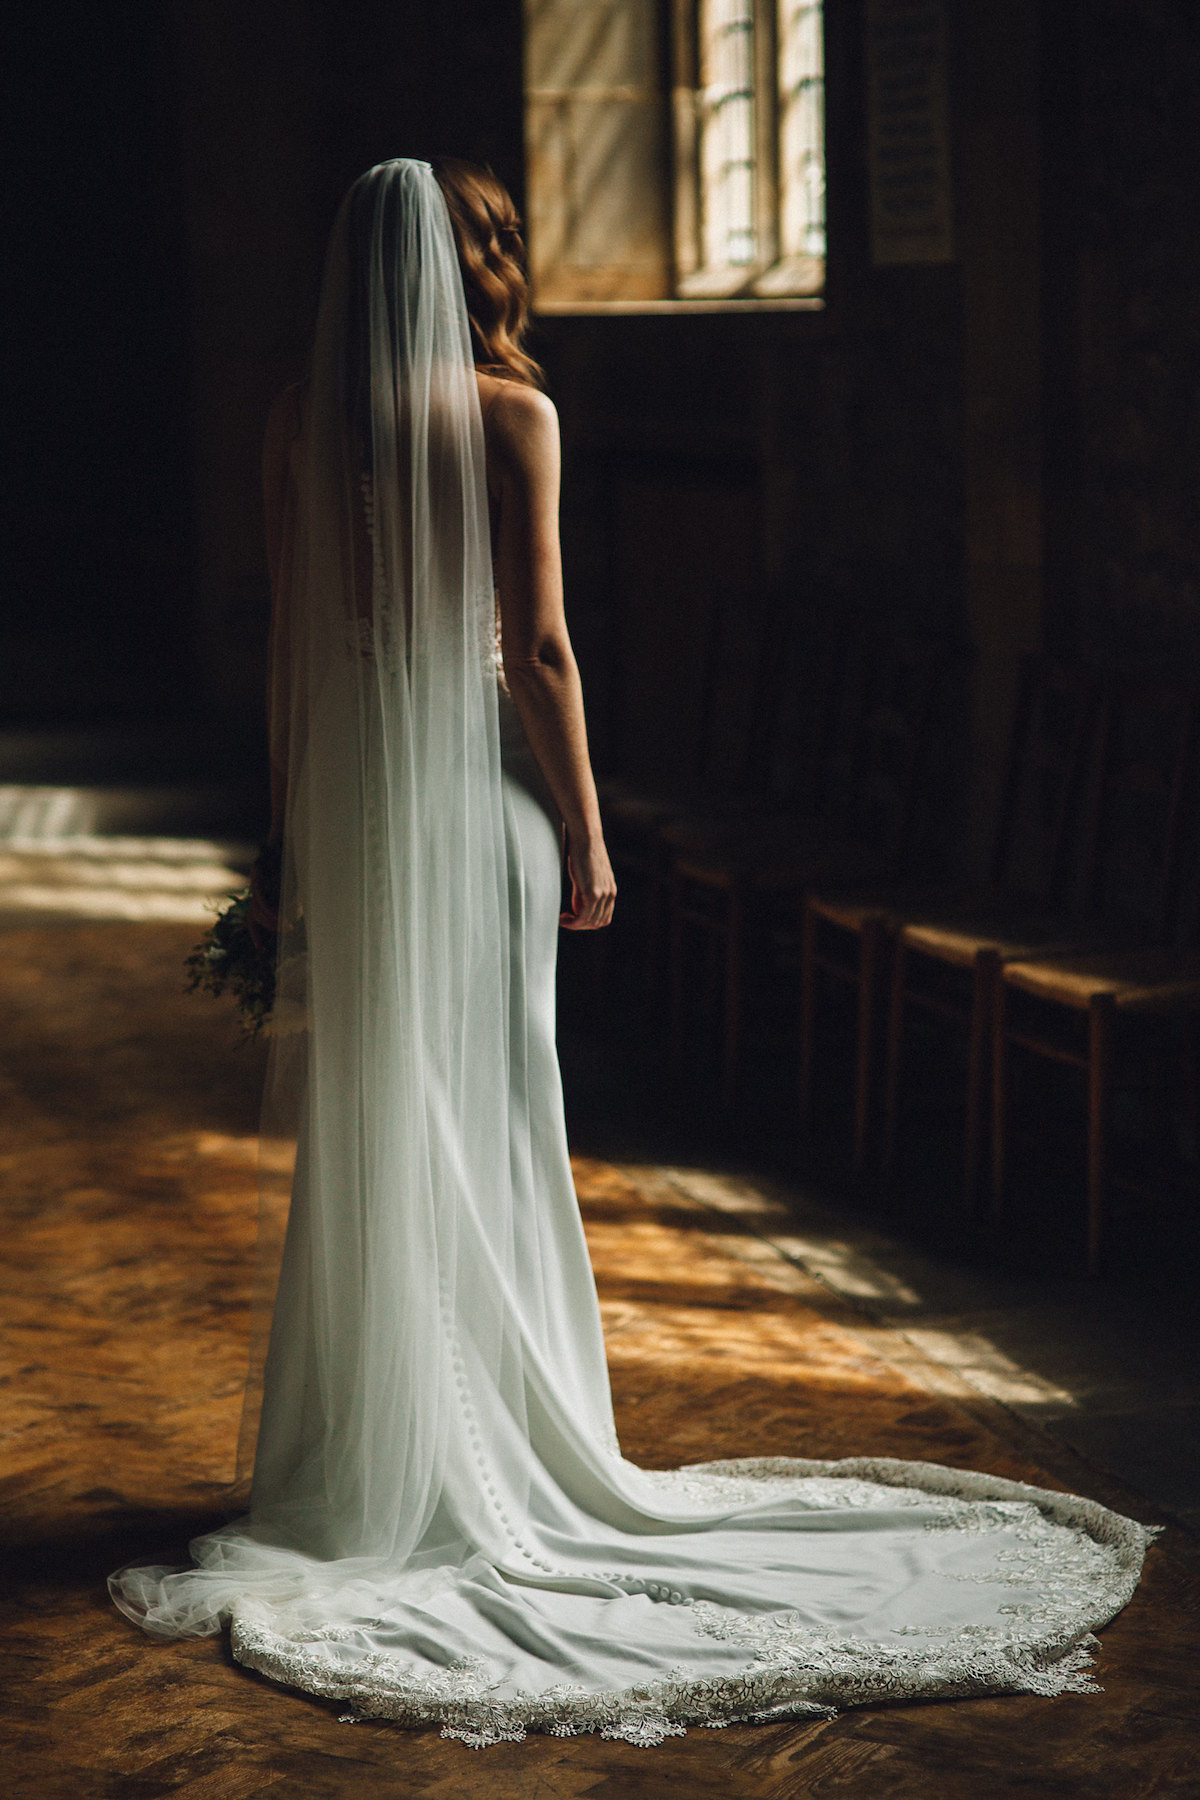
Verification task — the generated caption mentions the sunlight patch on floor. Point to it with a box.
[899,1327,1078,1409]
[657,1162,1080,1412]
[0,839,252,923]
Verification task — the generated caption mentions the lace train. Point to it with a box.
[220,1458,1155,1749]
[109,695,1156,1748]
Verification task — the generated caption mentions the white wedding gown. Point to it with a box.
[109,161,1153,1748]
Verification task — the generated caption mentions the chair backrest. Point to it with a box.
[839,629,955,876]
[733,607,955,868]
[609,466,763,788]
[1177,821,1200,952]
[690,587,774,792]
[1082,677,1198,942]
[742,601,848,818]
[990,656,1100,907]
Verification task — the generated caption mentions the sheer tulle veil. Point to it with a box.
[114,158,533,1606]
[243,156,533,1564]
[108,158,1154,1748]
[246,157,524,1557]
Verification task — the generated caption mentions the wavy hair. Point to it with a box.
[431,157,542,387]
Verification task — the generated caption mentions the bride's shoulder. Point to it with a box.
[480,378,558,481]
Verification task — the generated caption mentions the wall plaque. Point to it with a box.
[866,0,954,264]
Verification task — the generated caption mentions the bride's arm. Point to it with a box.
[490,384,616,931]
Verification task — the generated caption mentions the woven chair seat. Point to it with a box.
[1003,946,1200,1011]
[807,881,962,934]
[897,899,1085,967]
[605,784,774,837]
[658,802,817,856]
[605,792,684,832]
[675,831,881,892]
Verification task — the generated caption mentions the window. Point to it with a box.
[697,0,758,274]
[524,0,825,311]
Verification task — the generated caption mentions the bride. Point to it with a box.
[110,158,1152,1748]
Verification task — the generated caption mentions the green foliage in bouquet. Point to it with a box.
[185,843,281,1041]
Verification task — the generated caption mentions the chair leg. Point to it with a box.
[1186,1012,1200,1162]
[991,972,1010,1227]
[591,916,610,1019]
[964,950,999,1218]
[1086,992,1115,1277]
[852,915,883,1177]
[669,867,687,1072]
[720,885,744,1115]
[798,900,818,1133]
[646,838,668,996]
[881,936,909,1191]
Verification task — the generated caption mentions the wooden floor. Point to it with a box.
[2,922,1198,1798]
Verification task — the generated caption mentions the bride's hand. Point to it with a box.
[560,834,617,931]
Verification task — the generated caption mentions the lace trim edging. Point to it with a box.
[229,1616,1106,1750]
[228,1455,1158,1749]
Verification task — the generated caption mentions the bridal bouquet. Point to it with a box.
[185,843,296,1040]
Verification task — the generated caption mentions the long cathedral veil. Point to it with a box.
[247,157,527,1566]
[114,160,528,1611]
[109,158,1154,1745]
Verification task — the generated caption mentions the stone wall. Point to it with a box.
[8,0,1197,832]
[0,0,522,749]
[1,10,192,727]
[537,0,967,858]
[170,0,525,729]
[1044,0,1200,671]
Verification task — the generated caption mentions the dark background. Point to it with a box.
[3,0,1199,828]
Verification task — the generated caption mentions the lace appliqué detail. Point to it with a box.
[346,472,500,682]
[227,1456,1157,1749]
[230,1619,831,1749]
[345,613,399,671]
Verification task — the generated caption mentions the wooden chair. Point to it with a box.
[819,656,1101,1208]
[666,630,949,1112]
[991,679,1200,1274]
[659,612,853,864]
[597,587,778,1002]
